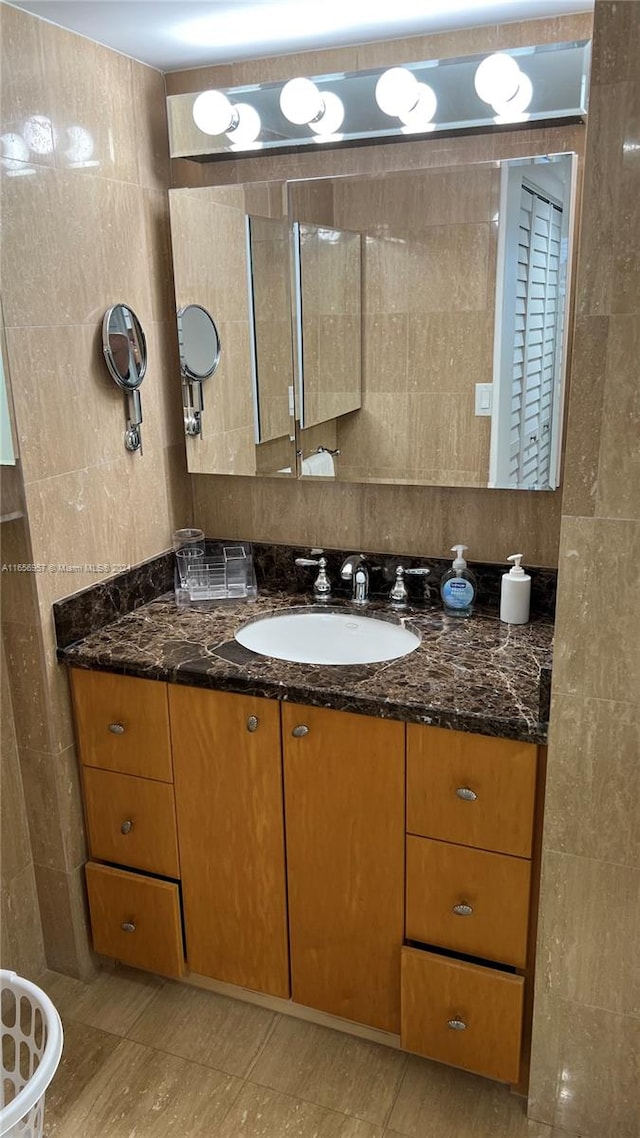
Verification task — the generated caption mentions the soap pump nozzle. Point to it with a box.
[451,544,468,573]
[507,553,525,576]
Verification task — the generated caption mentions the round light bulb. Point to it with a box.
[280,77,323,125]
[23,114,54,155]
[310,92,344,136]
[64,125,95,165]
[492,71,533,119]
[192,90,235,135]
[375,67,420,118]
[398,82,437,128]
[474,53,521,107]
[229,103,261,145]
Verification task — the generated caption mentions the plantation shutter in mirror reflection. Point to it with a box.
[510,186,563,488]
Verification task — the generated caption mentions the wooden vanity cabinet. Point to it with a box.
[401,723,540,1084]
[282,703,405,1033]
[72,668,543,1087]
[169,686,289,999]
[70,668,185,978]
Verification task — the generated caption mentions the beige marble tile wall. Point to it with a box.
[1,628,46,978]
[168,13,591,566]
[0,3,191,975]
[527,3,640,1135]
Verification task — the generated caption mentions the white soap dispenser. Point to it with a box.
[500,554,531,624]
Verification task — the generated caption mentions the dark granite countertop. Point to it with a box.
[57,589,553,744]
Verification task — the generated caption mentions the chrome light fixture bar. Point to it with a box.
[167,39,590,161]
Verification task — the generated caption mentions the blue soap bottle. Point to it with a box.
[440,544,477,616]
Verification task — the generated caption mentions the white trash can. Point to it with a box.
[1,970,63,1138]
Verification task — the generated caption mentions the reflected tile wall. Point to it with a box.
[529,3,640,1136]
[329,166,496,485]
[0,5,188,976]
[168,186,259,475]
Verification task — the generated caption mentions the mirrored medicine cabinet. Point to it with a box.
[168,150,577,491]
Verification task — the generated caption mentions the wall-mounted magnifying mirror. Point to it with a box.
[102,304,147,453]
[177,303,221,436]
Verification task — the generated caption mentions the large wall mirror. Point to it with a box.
[168,151,577,490]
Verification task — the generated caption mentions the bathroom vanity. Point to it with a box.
[57,560,552,1091]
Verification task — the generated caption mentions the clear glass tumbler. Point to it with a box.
[175,547,204,589]
[172,528,205,597]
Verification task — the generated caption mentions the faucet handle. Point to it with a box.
[389,564,431,605]
[405,565,432,600]
[389,566,409,606]
[295,550,331,598]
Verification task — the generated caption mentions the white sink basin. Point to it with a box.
[235,609,420,665]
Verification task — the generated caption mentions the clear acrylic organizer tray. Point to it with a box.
[176,542,257,606]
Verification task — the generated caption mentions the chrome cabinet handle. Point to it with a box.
[108,722,125,735]
[452,903,474,917]
[121,921,136,933]
[247,715,259,733]
[447,1018,467,1031]
[455,787,477,801]
[292,724,309,737]
[120,819,133,835]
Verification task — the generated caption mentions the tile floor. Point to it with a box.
[34,967,575,1137]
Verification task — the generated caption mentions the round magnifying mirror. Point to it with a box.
[102,304,147,391]
[177,304,221,381]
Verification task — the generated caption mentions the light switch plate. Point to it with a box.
[475,383,493,416]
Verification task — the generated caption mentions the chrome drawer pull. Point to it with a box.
[447,1018,467,1031]
[246,715,259,732]
[292,725,309,737]
[455,787,477,801]
[108,722,125,735]
[121,921,136,933]
[452,903,474,917]
[120,819,133,835]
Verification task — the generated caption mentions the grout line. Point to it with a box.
[241,1075,396,1133]
[380,1052,409,1131]
[121,984,168,1037]
[242,1011,281,1080]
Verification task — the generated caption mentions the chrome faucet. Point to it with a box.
[340,554,369,605]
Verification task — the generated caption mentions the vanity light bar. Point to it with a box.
[167,39,590,161]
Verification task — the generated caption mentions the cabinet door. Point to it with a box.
[282,703,404,1033]
[169,687,289,998]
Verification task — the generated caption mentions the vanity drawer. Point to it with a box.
[400,946,524,1084]
[406,835,530,967]
[71,669,173,782]
[406,725,537,858]
[83,767,180,879]
[85,862,184,978]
